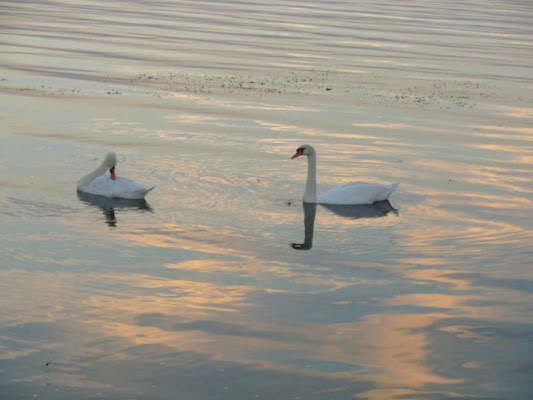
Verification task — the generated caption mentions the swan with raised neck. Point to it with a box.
[291,144,399,205]
[291,144,318,202]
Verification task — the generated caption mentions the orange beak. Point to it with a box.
[110,166,116,180]
[291,149,303,159]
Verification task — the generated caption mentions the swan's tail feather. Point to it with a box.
[127,186,156,199]
[384,182,399,198]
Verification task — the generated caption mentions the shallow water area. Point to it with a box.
[1,1,533,399]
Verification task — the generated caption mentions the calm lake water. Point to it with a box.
[1,1,532,399]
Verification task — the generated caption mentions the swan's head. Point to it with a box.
[104,152,117,180]
[291,144,315,159]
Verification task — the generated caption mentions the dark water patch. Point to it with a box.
[2,196,80,218]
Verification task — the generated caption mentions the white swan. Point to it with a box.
[291,144,398,205]
[77,152,155,199]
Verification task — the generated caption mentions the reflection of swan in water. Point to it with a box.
[292,203,317,250]
[291,200,397,250]
[77,191,153,227]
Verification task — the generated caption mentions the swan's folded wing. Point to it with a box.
[318,182,398,205]
[79,175,155,199]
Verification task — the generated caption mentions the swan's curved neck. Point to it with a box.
[304,153,317,203]
[77,161,108,190]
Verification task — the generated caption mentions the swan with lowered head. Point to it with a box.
[291,144,398,205]
[77,152,155,199]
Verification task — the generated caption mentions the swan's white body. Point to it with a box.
[317,181,398,205]
[77,152,155,199]
[292,144,398,205]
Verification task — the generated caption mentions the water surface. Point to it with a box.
[1,1,532,399]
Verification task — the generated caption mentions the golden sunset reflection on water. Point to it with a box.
[2,0,532,398]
